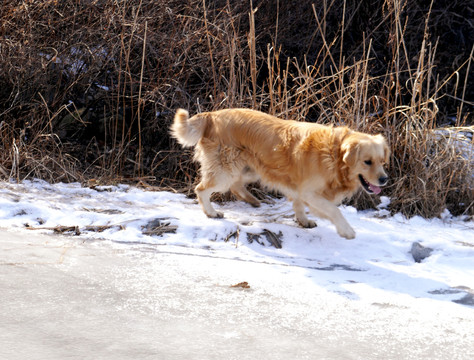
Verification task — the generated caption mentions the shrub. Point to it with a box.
[0,0,472,217]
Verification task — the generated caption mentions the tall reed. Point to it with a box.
[0,0,472,217]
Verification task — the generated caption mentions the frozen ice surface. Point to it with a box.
[0,180,473,359]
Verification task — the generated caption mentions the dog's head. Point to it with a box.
[341,133,390,194]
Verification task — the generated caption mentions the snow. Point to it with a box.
[434,128,473,162]
[0,179,473,309]
[2,179,474,358]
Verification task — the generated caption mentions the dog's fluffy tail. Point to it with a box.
[170,108,205,147]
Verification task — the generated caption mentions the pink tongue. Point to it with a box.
[369,183,382,194]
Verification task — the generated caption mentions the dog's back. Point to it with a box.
[170,108,322,188]
[173,108,310,153]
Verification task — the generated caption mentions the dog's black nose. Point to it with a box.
[379,176,388,185]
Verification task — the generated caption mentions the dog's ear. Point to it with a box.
[341,138,360,166]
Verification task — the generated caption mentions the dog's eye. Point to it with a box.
[364,160,372,166]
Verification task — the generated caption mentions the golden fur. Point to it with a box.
[171,108,389,239]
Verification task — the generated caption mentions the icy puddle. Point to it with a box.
[1,229,474,360]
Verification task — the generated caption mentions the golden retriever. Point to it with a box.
[171,108,389,239]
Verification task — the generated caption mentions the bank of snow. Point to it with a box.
[0,179,473,307]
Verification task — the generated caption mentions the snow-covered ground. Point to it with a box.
[1,179,474,359]
[1,179,473,307]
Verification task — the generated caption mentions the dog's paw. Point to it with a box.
[297,218,317,228]
[337,225,356,240]
[207,211,224,219]
[249,201,261,208]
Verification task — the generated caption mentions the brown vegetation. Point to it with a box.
[0,0,472,217]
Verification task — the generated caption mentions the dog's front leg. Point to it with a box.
[305,195,356,239]
[292,198,317,228]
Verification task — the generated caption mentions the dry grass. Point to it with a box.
[0,0,472,217]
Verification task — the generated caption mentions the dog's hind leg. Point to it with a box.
[230,166,260,207]
[230,182,260,207]
[195,173,233,218]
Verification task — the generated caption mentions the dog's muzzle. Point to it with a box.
[359,175,387,195]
